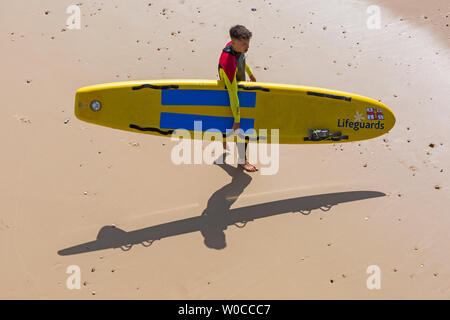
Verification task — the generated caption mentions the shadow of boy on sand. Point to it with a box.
[58,153,385,255]
[200,152,252,249]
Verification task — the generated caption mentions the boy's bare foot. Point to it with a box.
[238,160,258,172]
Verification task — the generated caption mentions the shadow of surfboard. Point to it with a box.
[58,153,385,255]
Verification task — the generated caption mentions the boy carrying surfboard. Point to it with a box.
[218,25,258,172]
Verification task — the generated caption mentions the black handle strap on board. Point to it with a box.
[129,124,268,141]
[129,124,174,135]
[237,85,270,92]
[221,131,267,142]
[307,91,351,102]
[132,84,179,90]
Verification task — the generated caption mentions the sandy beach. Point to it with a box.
[0,0,449,299]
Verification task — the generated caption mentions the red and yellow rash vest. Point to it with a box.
[218,41,253,124]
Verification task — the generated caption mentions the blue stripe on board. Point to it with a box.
[160,112,255,133]
[161,90,256,108]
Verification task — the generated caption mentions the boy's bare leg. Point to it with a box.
[237,142,258,172]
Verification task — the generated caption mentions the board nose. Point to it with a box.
[379,101,396,132]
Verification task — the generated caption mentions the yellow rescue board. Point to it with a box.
[74,79,395,144]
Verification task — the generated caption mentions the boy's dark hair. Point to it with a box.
[229,25,252,40]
